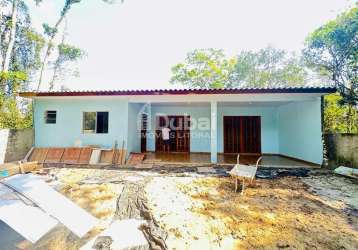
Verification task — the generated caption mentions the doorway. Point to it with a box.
[155,115,190,152]
[223,116,261,154]
[140,113,148,152]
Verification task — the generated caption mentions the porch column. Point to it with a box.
[210,101,218,163]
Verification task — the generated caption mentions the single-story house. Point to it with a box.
[20,87,335,166]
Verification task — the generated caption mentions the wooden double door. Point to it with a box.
[224,116,261,154]
[155,115,190,152]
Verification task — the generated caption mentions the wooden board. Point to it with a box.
[44,148,65,163]
[127,153,145,165]
[0,163,20,179]
[115,149,127,165]
[155,115,190,152]
[224,116,261,154]
[78,148,92,164]
[99,150,115,164]
[61,148,82,164]
[29,148,48,163]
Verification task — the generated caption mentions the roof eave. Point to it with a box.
[18,87,337,98]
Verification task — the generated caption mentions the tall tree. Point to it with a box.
[304,5,358,133]
[234,47,309,88]
[36,0,81,91]
[2,0,18,73]
[170,49,238,88]
[170,47,310,89]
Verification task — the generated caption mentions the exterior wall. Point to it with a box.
[324,133,358,168]
[217,105,279,154]
[147,105,211,152]
[32,97,324,164]
[0,128,34,163]
[277,98,323,164]
[127,103,143,153]
[146,104,279,154]
[34,99,129,148]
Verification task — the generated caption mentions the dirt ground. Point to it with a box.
[3,167,357,250]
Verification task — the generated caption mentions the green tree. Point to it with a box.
[235,46,309,88]
[324,93,358,133]
[170,47,310,89]
[304,5,358,133]
[170,49,237,88]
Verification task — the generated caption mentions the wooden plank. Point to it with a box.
[19,161,42,173]
[115,149,127,165]
[89,149,101,165]
[78,148,92,164]
[23,147,34,162]
[44,148,64,163]
[127,153,145,165]
[61,148,81,164]
[0,163,20,179]
[99,150,114,164]
[29,148,48,163]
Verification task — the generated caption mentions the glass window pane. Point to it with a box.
[96,112,108,133]
[83,112,96,133]
[45,111,56,124]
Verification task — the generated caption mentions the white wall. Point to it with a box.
[127,103,142,153]
[146,104,211,152]
[34,99,129,148]
[278,98,323,164]
[217,105,279,154]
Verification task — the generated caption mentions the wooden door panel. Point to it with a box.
[224,116,261,154]
[155,115,190,152]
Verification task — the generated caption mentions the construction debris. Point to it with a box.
[2,174,98,238]
[81,219,148,250]
[28,147,126,166]
[0,162,41,179]
[0,184,58,243]
[334,166,358,179]
[127,153,145,165]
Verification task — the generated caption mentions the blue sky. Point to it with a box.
[27,0,355,90]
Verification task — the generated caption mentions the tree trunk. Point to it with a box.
[49,27,66,91]
[347,104,353,133]
[36,14,66,91]
[2,0,18,72]
[1,0,18,93]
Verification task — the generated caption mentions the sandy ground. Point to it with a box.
[147,173,358,250]
[1,168,357,250]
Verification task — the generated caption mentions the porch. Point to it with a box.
[128,92,324,166]
[143,152,319,168]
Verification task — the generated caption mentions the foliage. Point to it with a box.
[324,93,358,133]
[235,46,309,88]
[170,49,237,88]
[0,94,32,129]
[49,42,84,89]
[170,47,312,89]
[304,5,358,133]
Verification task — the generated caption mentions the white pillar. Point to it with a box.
[210,101,217,163]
